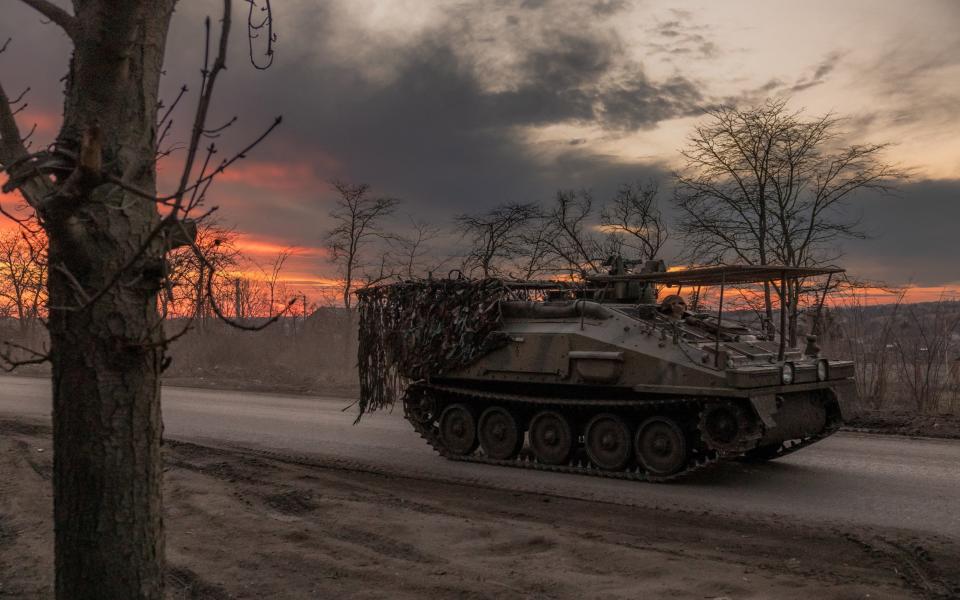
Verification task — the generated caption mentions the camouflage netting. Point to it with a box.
[355,278,515,419]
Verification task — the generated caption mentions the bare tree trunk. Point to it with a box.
[43,3,175,597]
[48,228,165,599]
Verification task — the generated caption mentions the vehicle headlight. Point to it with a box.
[781,362,795,385]
[816,359,829,382]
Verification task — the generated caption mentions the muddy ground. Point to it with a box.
[1,418,958,600]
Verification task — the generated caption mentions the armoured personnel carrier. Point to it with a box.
[356,262,855,481]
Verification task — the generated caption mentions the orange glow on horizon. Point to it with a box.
[234,236,328,259]
[215,155,340,192]
[2,179,958,307]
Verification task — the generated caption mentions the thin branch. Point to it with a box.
[0,340,50,371]
[9,87,30,105]
[18,0,80,40]
[158,85,188,130]
[203,115,237,136]
[173,0,231,216]
[246,0,276,70]
[181,219,294,330]
[106,114,280,206]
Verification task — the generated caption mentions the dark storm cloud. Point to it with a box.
[6,1,954,289]
[789,51,845,93]
[154,0,696,234]
[591,1,630,17]
[598,74,703,130]
[4,0,698,240]
[840,180,960,286]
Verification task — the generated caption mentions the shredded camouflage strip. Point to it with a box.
[355,278,515,419]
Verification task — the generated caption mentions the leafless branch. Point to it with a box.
[325,180,400,309]
[456,202,539,278]
[202,115,237,137]
[541,190,604,278]
[246,0,276,70]
[173,0,232,217]
[9,86,29,105]
[18,0,80,41]
[673,98,906,343]
[156,84,188,154]
[600,180,668,261]
[0,340,50,371]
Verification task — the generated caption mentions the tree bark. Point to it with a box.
[43,3,176,598]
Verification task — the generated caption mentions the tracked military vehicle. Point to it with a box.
[356,262,855,481]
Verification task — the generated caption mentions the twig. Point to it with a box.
[158,85,188,131]
[172,0,231,217]
[18,0,80,41]
[246,0,276,70]
[0,340,50,371]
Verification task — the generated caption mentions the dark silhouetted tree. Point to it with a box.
[456,202,539,277]
[0,1,280,597]
[324,180,398,309]
[673,99,904,342]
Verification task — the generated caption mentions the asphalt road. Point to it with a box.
[2,375,958,539]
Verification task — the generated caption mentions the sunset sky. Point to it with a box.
[2,0,958,303]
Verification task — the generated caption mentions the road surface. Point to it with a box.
[2,375,958,539]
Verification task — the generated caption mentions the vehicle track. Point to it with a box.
[407,382,840,482]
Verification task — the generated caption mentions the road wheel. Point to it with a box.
[635,417,687,476]
[585,413,631,471]
[477,406,523,460]
[439,404,478,455]
[528,410,574,465]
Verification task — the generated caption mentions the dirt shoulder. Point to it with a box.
[843,412,960,440]
[2,418,958,600]
[160,374,360,400]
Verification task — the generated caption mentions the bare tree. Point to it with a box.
[324,180,398,309]
[515,216,560,280]
[456,202,539,278]
[0,2,280,597]
[166,224,241,324]
[822,282,905,413]
[390,216,447,279]
[673,99,904,342]
[0,227,46,331]
[893,299,960,414]
[257,246,295,317]
[230,276,269,319]
[541,190,607,278]
[600,181,668,262]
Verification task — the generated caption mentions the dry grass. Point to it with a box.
[164,309,359,397]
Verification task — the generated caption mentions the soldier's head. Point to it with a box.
[659,294,686,319]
